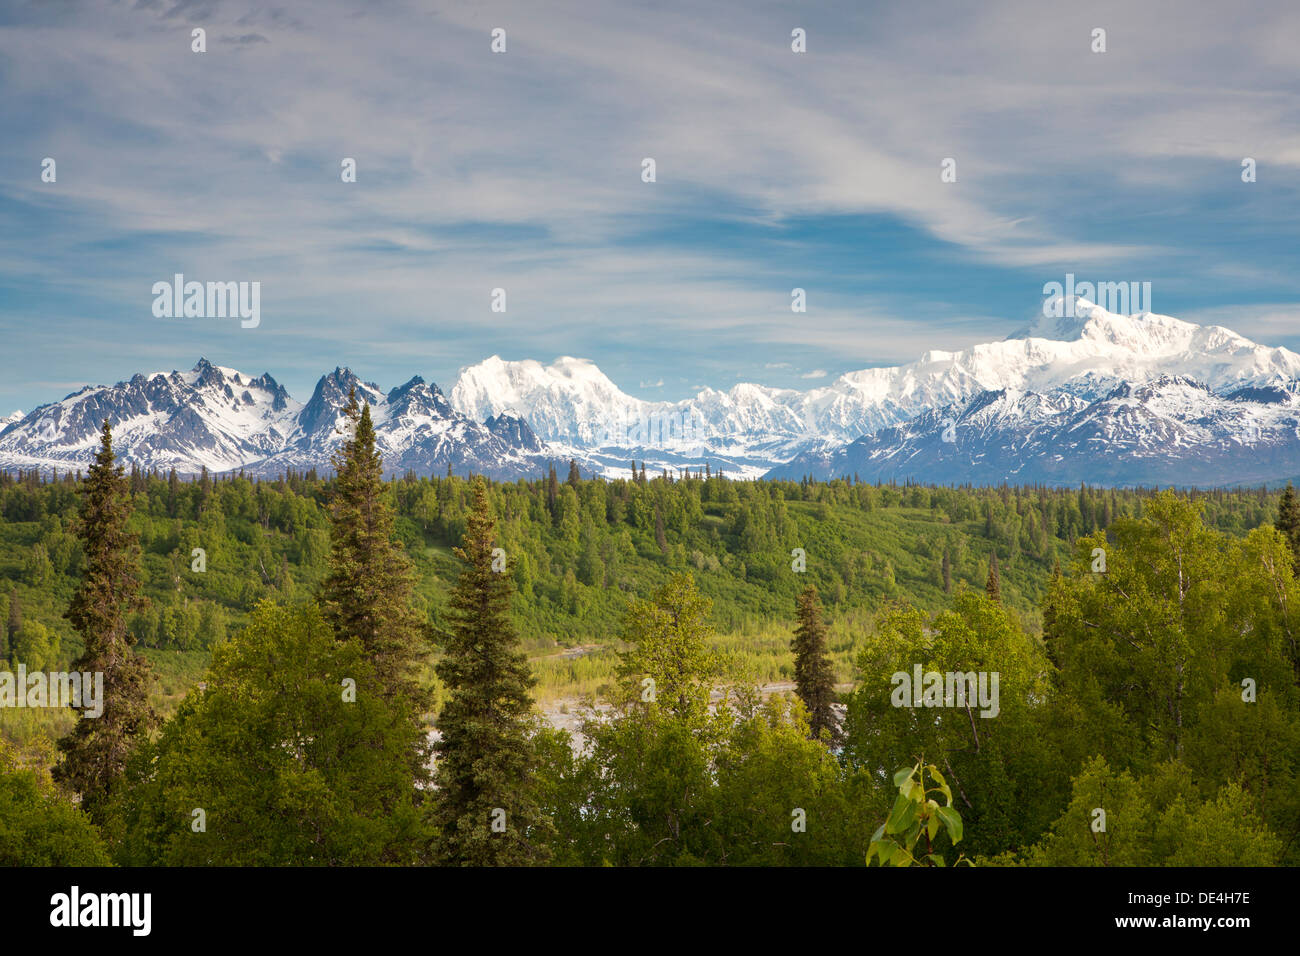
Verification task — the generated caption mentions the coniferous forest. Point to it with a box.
[1,405,1297,868]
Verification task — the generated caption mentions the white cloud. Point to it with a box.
[2,0,1299,409]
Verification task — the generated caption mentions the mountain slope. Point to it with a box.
[0,359,300,473]
[5,298,1300,485]
[449,300,1300,479]
[0,361,555,480]
[766,375,1300,487]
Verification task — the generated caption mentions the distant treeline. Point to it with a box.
[0,464,1287,671]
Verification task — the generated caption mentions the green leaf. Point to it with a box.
[887,793,918,834]
[893,765,915,789]
[904,820,923,849]
[870,838,899,866]
[927,766,953,804]
[935,805,964,845]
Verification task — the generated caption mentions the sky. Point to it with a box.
[1,0,1299,415]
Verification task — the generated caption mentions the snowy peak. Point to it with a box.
[5,298,1300,486]
[768,370,1300,488]
[292,367,385,447]
[451,354,645,445]
[485,413,545,453]
[0,359,302,474]
[0,361,556,480]
[443,299,1300,481]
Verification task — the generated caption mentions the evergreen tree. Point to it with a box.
[5,590,20,646]
[546,463,559,515]
[320,391,429,739]
[654,507,669,554]
[1042,559,1065,667]
[567,459,581,487]
[791,585,839,744]
[54,420,156,825]
[433,478,550,865]
[942,549,952,593]
[985,552,1002,603]
[1276,483,1300,568]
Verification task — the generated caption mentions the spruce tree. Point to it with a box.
[433,478,550,865]
[1042,559,1065,667]
[654,507,669,554]
[985,552,1002,603]
[791,585,839,744]
[567,459,581,487]
[5,590,19,651]
[1277,483,1300,569]
[321,391,429,734]
[54,420,156,824]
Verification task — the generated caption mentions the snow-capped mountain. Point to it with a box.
[766,375,1300,487]
[5,299,1300,486]
[0,359,299,474]
[450,356,807,478]
[0,411,22,429]
[448,300,1300,480]
[243,368,550,479]
[0,360,554,480]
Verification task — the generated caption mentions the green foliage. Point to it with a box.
[322,395,427,714]
[0,738,110,866]
[432,478,551,865]
[868,759,970,867]
[539,575,878,866]
[11,620,57,670]
[321,395,431,790]
[116,602,424,865]
[843,589,1065,857]
[615,573,723,727]
[791,584,839,743]
[1044,491,1300,859]
[2,463,1299,868]
[54,421,156,826]
[1012,756,1282,866]
[1276,483,1300,569]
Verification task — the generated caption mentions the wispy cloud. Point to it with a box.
[0,0,1298,410]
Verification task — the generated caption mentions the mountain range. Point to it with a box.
[0,361,549,480]
[3,298,1300,487]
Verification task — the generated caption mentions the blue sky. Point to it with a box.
[2,0,1299,414]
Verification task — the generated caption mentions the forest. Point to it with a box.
[1,404,1297,866]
